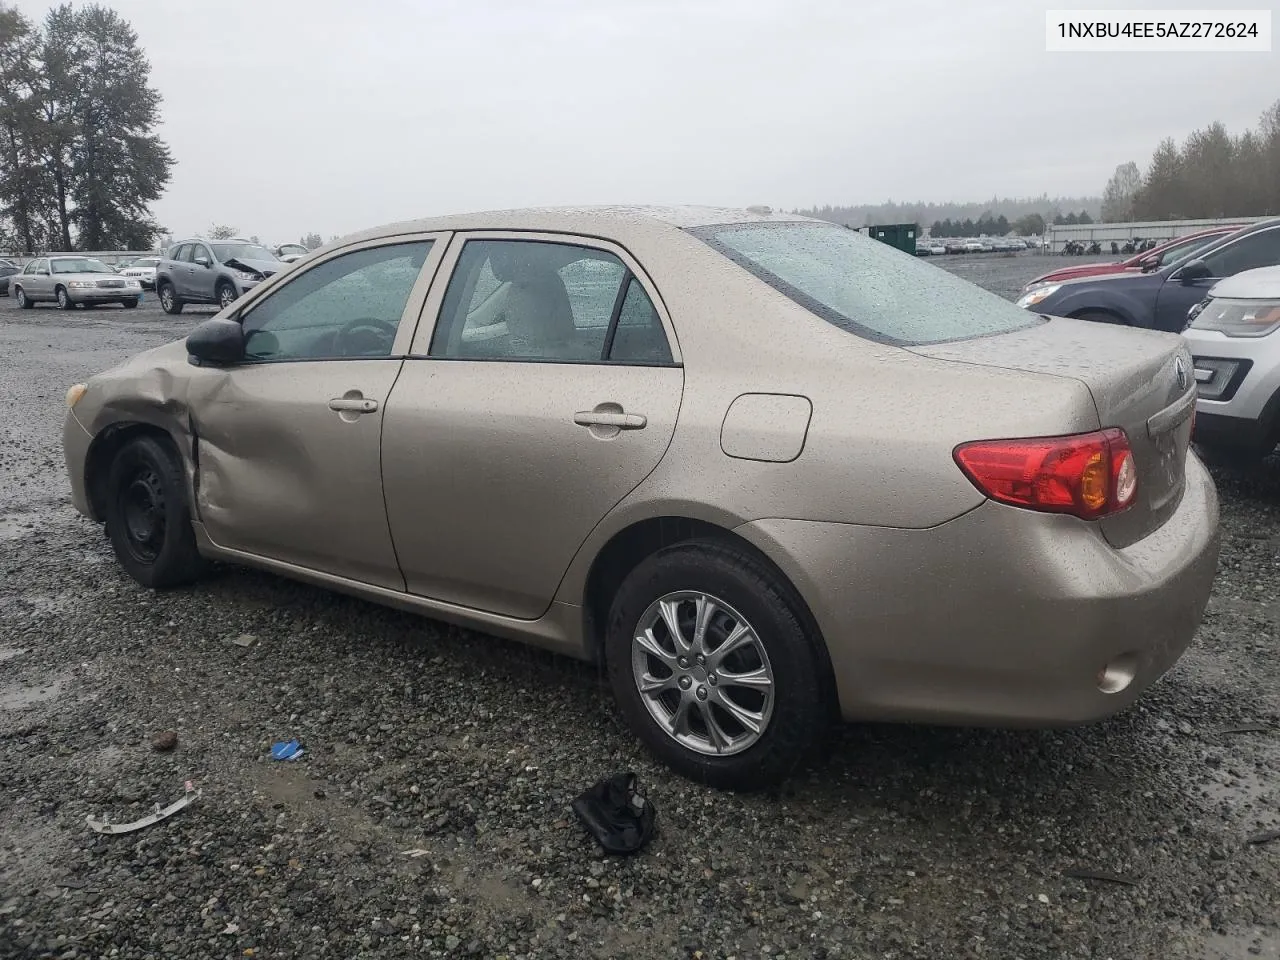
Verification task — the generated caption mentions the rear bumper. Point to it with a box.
[737,452,1220,726]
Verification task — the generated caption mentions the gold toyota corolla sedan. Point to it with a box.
[62,206,1220,788]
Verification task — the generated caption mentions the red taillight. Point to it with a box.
[953,428,1138,520]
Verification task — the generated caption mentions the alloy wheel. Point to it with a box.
[631,591,776,757]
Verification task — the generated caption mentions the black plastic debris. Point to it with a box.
[1246,828,1280,846]
[571,772,656,855]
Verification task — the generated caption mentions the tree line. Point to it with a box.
[0,2,171,254]
[795,195,1102,232]
[1101,99,1280,222]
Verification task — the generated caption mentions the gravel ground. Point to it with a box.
[2,254,1278,960]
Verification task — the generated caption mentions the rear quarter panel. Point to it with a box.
[553,231,1100,603]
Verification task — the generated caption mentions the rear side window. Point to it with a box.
[692,222,1041,346]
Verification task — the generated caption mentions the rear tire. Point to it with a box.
[15,287,33,309]
[604,539,830,790]
[158,282,183,315]
[104,436,207,589]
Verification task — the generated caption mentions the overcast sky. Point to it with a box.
[12,0,1275,243]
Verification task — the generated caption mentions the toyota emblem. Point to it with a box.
[1174,356,1188,391]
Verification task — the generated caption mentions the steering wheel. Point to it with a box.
[335,316,398,356]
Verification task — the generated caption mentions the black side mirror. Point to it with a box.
[1177,259,1213,283]
[1138,256,1159,272]
[186,317,245,366]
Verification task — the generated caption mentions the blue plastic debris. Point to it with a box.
[270,739,304,761]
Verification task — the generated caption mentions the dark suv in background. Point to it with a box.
[155,238,287,314]
[1016,218,1280,331]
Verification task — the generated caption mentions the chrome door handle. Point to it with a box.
[574,411,647,430]
[328,397,378,413]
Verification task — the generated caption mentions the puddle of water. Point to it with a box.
[0,513,39,541]
[1198,929,1279,960]
[1199,767,1273,808]
[0,678,67,711]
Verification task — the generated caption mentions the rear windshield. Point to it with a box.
[691,222,1041,346]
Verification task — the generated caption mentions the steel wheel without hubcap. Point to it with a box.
[119,466,167,565]
[631,590,775,757]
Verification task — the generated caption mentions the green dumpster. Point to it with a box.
[867,223,919,254]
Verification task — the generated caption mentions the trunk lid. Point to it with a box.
[909,316,1195,547]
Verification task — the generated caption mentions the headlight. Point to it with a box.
[234,270,259,281]
[1016,284,1061,309]
[68,280,93,288]
[66,383,87,408]
[1188,297,1280,338]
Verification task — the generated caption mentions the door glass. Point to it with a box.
[174,244,192,263]
[192,245,213,267]
[1203,229,1280,277]
[608,278,673,363]
[240,241,432,362]
[431,239,637,361]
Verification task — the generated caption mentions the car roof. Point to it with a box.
[336,204,820,247]
[1209,265,1280,300]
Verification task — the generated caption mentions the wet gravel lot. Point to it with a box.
[2,254,1278,960]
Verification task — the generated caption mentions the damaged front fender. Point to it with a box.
[72,339,199,522]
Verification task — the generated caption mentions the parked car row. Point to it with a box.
[1022,226,1242,293]
[1015,217,1280,464]
[915,237,1040,256]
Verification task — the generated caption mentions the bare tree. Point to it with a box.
[1101,162,1141,222]
[207,223,238,239]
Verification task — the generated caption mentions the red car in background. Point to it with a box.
[1021,225,1242,294]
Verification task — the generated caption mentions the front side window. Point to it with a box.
[191,245,213,266]
[240,241,432,362]
[1203,228,1280,278]
[692,222,1041,346]
[430,239,672,363]
[23,260,41,274]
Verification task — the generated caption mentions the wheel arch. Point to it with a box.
[581,515,837,715]
[84,421,187,522]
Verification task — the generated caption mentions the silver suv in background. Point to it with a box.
[154,238,286,314]
[1184,265,1280,462]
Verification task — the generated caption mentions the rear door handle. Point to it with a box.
[329,397,378,414]
[574,411,647,430]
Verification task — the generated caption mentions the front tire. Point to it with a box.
[104,436,207,589]
[158,283,183,315]
[121,297,140,309]
[605,540,830,790]
[56,286,72,310]
[216,281,237,311]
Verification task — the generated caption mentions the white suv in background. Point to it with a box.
[1184,265,1280,462]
